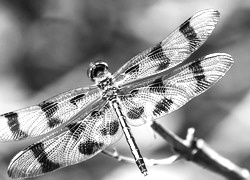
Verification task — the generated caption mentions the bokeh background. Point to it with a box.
[0,0,250,180]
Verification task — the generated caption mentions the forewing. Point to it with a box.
[7,102,122,179]
[0,86,101,141]
[113,9,220,86]
[118,53,233,126]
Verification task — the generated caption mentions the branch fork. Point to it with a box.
[102,121,249,180]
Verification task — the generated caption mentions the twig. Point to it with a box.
[150,121,250,180]
[102,149,179,166]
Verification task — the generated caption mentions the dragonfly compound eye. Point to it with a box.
[87,61,109,81]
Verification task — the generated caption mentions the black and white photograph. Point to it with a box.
[0,1,249,180]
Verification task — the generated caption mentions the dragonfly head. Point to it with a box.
[88,61,109,82]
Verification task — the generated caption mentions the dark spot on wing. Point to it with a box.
[153,98,173,116]
[39,101,59,119]
[127,106,144,120]
[100,128,107,136]
[69,94,85,106]
[148,43,170,71]
[130,89,139,95]
[5,112,18,132]
[47,118,62,129]
[4,112,28,139]
[124,64,140,74]
[109,121,119,135]
[30,142,60,173]
[149,78,165,93]
[119,95,129,102]
[67,122,86,141]
[78,140,104,155]
[157,61,171,71]
[100,121,119,136]
[188,61,208,93]
[90,110,100,117]
[119,90,139,102]
[148,43,163,58]
[179,19,200,51]
[67,122,80,133]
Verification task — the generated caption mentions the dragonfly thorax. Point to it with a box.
[102,86,119,100]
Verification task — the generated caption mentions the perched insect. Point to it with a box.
[0,9,233,179]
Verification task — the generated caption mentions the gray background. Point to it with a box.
[0,0,249,180]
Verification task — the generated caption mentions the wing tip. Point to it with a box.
[205,52,234,64]
[202,53,234,75]
[197,9,220,17]
[7,168,16,179]
[7,165,19,179]
[191,9,220,24]
[7,149,27,179]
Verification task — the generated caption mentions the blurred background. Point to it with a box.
[0,0,250,179]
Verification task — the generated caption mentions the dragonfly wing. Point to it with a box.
[118,53,233,126]
[113,9,220,86]
[7,102,122,179]
[0,86,102,141]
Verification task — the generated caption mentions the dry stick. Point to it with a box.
[102,122,249,180]
[102,149,179,166]
[150,121,250,180]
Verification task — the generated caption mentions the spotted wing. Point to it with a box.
[7,102,122,179]
[118,53,233,126]
[0,86,102,141]
[113,9,220,86]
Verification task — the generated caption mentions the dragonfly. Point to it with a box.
[0,9,233,179]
